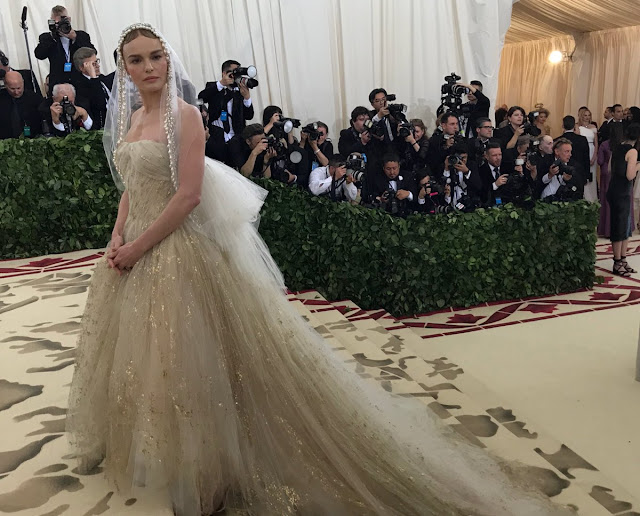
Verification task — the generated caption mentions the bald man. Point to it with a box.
[0,71,43,139]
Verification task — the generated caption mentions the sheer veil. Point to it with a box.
[103,23,284,288]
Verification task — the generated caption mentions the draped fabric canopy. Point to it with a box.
[0,0,514,139]
[507,0,640,44]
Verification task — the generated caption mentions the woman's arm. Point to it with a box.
[626,148,639,181]
[591,126,598,166]
[110,104,205,270]
[112,191,129,239]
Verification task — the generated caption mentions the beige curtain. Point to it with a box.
[497,25,640,136]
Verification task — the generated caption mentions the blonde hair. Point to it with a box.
[51,5,67,16]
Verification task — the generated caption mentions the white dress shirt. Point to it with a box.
[541,165,567,199]
[309,166,357,201]
[214,81,252,142]
[53,113,93,132]
[387,177,414,202]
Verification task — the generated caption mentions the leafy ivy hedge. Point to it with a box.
[0,131,119,258]
[254,179,599,315]
[0,132,598,316]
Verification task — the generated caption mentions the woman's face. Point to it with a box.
[317,126,327,145]
[581,110,592,124]
[537,112,547,124]
[509,109,524,126]
[122,35,168,95]
[412,125,425,140]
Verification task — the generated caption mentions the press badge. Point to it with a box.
[220,110,228,122]
[64,62,72,72]
[23,126,31,137]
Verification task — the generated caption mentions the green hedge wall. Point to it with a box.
[0,132,599,316]
[0,131,119,258]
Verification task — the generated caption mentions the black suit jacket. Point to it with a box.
[479,162,512,205]
[462,89,490,138]
[35,30,95,96]
[363,170,417,206]
[367,109,398,144]
[198,82,254,137]
[557,131,591,183]
[0,90,43,139]
[71,74,111,130]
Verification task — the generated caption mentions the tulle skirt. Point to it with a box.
[67,158,570,515]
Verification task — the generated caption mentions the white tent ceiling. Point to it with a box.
[506,0,640,44]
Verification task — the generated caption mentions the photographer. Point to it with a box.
[0,49,41,96]
[0,71,43,139]
[369,88,397,147]
[468,117,494,166]
[459,81,490,138]
[540,138,583,201]
[479,142,509,205]
[262,105,309,187]
[338,106,381,174]
[309,154,357,202]
[198,59,255,162]
[437,145,483,206]
[415,173,447,214]
[71,47,111,130]
[398,119,430,175]
[363,153,416,217]
[35,5,95,96]
[528,134,555,199]
[494,106,539,151]
[227,123,276,179]
[43,82,91,136]
[557,115,591,192]
[427,112,461,173]
[300,121,333,171]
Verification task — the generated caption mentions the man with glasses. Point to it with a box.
[468,117,494,166]
[71,47,111,129]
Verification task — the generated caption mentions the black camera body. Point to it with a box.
[553,158,575,177]
[346,153,367,183]
[526,138,541,167]
[362,119,385,138]
[49,16,72,35]
[388,102,408,123]
[60,95,76,118]
[231,65,259,89]
[380,187,400,216]
[398,122,412,138]
[301,122,320,141]
[439,72,468,114]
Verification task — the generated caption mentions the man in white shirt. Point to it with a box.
[49,83,92,136]
[541,138,574,200]
[309,154,357,202]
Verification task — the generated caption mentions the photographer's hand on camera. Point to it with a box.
[238,80,250,101]
[548,164,560,178]
[396,189,411,201]
[49,102,63,125]
[495,174,508,188]
[360,130,372,145]
[526,160,537,181]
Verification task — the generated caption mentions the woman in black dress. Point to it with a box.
[493,105,540,151]
[607,123,640,276]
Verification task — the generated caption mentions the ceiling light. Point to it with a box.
[549,50,564,64]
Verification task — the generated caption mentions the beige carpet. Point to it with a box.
[1,242,639,515]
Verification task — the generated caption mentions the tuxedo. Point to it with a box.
[363,170,417,212]
[479,162,508,205]
[35,31,95,95]
[0,89,43,139]
[556,131,590,183]
[71,74,111,130]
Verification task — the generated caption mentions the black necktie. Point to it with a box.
[494,167,500,179]
[10,99,22,137]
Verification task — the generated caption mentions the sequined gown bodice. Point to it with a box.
[67,141,571,516]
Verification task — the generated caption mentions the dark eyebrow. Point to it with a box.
[126,50,163,59]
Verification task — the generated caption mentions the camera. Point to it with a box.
[346,152,367,183]
[439,72,468,114]
[271,116,300,139]
[301,122,320,141]
[525,138,540,167]
[398,122,412,138]
[553,158,575,177]
[60,95,76,118]
[380,187,400,216]
[49,16,72,35]
[362,119,385,138]
[231,65,259,89]
[387,102,408,123]
[448,152,465,173]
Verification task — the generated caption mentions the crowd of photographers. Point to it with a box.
[3,4,639,219]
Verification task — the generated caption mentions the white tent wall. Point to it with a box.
[1,0,514,137]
